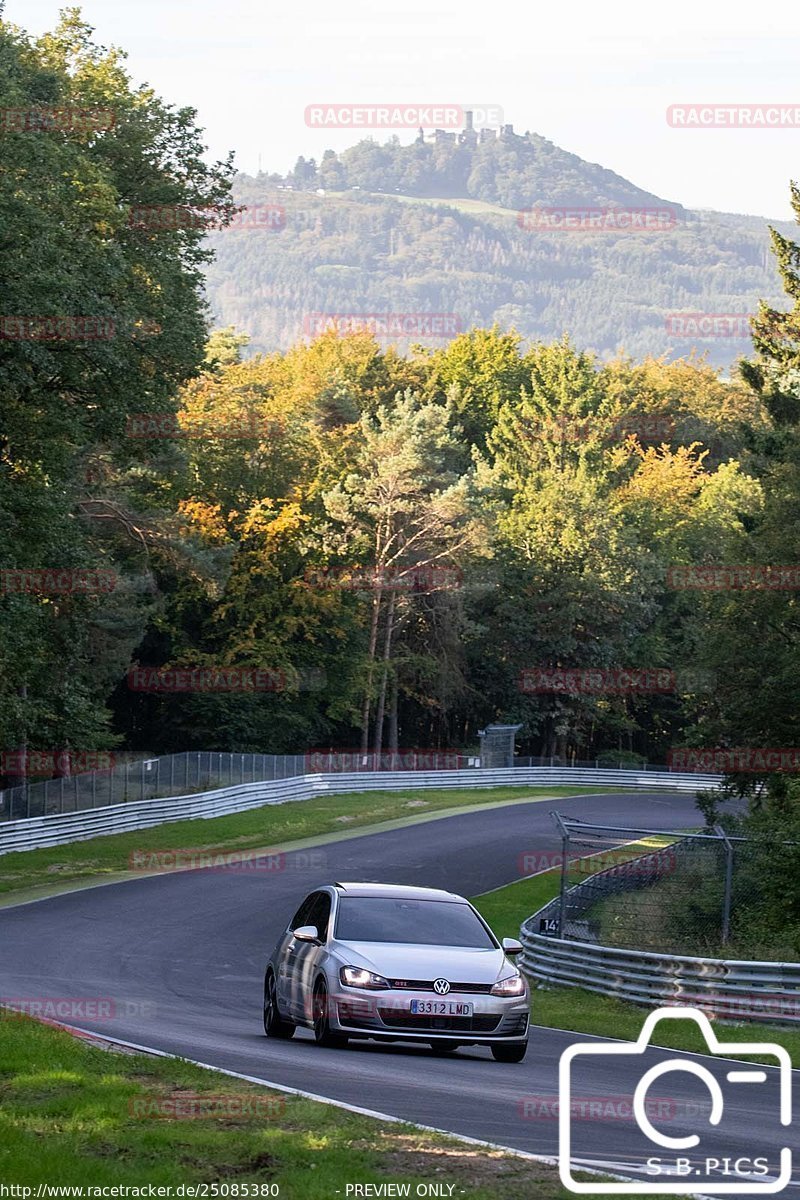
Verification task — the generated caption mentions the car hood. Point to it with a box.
[332,941,513,983]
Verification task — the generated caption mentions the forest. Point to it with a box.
[2,11,800,845]
[203,140,793,366]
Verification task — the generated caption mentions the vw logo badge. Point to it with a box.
[433,978,451,995]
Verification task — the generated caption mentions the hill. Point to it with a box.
[203,125,793,365]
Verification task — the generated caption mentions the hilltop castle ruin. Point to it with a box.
[416,111,516,146]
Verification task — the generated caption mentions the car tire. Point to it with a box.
[429,1041,460,1054]
[263,971,295,1039]
[490,1041,527,1063]
[312,979,349,1048]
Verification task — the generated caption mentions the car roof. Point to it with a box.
[332,881,467,902]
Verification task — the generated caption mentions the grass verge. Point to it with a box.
[0,1013,651,1197]
[471,858,800,1067]
[0,785,612,901]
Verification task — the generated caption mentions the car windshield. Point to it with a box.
[335,897,497,948]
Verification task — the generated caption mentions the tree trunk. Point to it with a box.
[388,674,399,759]
[360,586,382,755]
[373,589,396,760]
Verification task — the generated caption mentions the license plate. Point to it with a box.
[410,999,473,1017]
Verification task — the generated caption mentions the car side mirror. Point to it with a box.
[502,937,522,955]
[293,924,319,943]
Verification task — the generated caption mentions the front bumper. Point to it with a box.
[330,988,529,1043]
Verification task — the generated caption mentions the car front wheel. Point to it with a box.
[491,1041,527,1063]
[312,979,349,1048]
[263,971,295,1039]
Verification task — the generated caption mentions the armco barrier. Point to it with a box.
[519,877,800,1026]
[518,927,800,1025]
[0,766,720,856]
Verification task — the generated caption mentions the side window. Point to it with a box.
[306,892,332,941]
[289,893,316,931]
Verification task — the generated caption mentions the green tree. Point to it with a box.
[0,9,234,770]
[322,393,484,754]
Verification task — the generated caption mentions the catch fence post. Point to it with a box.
[552,810,570,938]
[714,824,734,945]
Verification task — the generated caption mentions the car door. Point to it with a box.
[276,892,315,1012]
[287,889,332,1023]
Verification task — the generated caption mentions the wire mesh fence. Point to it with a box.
[0,750,708,826]
[0,752,309,822]
[542,815,788,958]
[0,749,477,822]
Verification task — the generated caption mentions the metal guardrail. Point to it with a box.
[0,766,720,855]
[0,752,688,822]
[519,927,800,1025]
[519,846,800,1025]
[289,767,719,796]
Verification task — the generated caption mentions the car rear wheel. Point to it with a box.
[263,971,295,1039]
[313,980,348,1048]
[491,1041,527,1063]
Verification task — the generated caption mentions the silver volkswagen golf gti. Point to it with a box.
[263,882,529,1061]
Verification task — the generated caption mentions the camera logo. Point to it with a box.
[559,1007,791,1194]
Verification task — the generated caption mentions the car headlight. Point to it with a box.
[339,966,390,990]
[491,973,527,997]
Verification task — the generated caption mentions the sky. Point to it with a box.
[7,0,800,220]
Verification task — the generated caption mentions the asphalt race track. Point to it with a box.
[0,791,796,1196]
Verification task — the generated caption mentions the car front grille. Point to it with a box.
[387,979,494,994]
[377,1009,501,1033]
